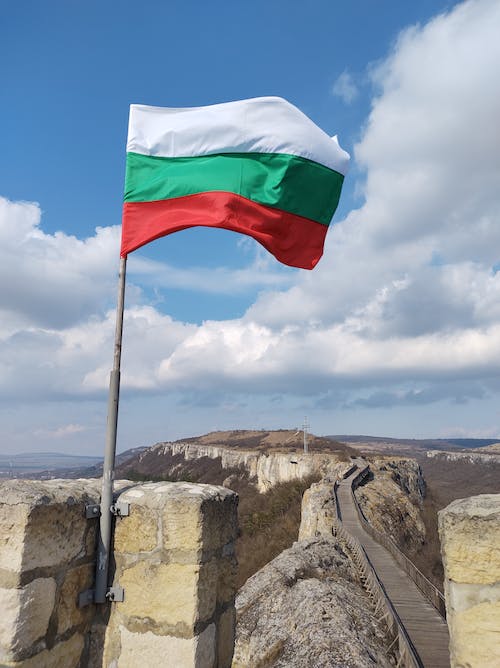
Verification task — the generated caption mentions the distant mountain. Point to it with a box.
[0,452,103,477]
[0,446,147,479]
[327,435,500,454]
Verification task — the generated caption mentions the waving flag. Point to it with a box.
[121,96,349,269]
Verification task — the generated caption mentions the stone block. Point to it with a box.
[448,601,500,668]
[439,493,500,585]
[114,503,158,554]
[0,504,30,575]
[216,554,238,605]
[115,482,237,558]
[439,494,500,667]
[217,607,236,668]
[5,632,84,668]
[119,560,217,631]
[159,484,237,554]
[0,479,101,573]
[56,563,94,635]
[118,624,215,668]
[0,577,56,662]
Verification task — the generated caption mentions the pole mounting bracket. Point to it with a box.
[106,585,125,602]
[85,504,101,519]
[78,584,125,607]
[110,501,130,517]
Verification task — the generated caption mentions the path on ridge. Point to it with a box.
[337,466,450,668]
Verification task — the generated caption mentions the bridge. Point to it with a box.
[335,463,450,668]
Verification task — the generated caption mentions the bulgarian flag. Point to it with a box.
[121,96,349,270]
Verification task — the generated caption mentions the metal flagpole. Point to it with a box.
[94,256,127,604]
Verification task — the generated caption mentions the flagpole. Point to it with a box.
[95,255,127,604]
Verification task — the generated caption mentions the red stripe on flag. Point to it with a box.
[121,192,328,270]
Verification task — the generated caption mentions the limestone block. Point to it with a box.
[5,632,84,668]
[216,554,238,605]
[0,479,102,573]
[448,601,500,668]
[162,489,237,554]
[116,482,237,557]
[439,494,500,584]
[114,504,157,554]
[0,577,56,661]
[117,624,215,668]
[439,494,500,668]
[0,504,30,575]
[118,560,216,631]
[217,607,235,668]
[56,563,94,635]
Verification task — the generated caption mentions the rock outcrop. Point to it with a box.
[354,458,426,554]
[233,539,393,668]
[427,449,500,465]
[134,441,348,492]
[439,494,500,668]
[298,477,338,541]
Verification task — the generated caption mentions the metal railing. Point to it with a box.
[349,469,447,619]
[332,481,423,668]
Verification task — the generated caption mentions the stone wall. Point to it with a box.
[0,479,238,668]
[103,482,238,668]
[0,479,102,667]
[439,494,500,668]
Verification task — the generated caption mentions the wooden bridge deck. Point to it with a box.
[337,468,450,668]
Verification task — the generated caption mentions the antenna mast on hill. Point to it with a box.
[302,416,309,454]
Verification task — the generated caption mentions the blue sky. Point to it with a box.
[2,0,500,455]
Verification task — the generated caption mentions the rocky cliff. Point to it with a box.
[233,539,394,668]
[130,441,348,492]
[427,449,500,465]
[354,458,426,554]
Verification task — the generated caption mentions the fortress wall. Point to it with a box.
[439,494,500,668]
[0,479,238,668]
[0,479,102,667]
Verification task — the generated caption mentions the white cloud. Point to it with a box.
[34,423,86,438]
[3,0,500,451]
[332,70,359,104]
[0,197,121,330]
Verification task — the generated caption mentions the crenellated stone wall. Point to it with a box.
[439,494,500,668]
[0,479,238,668]
[102,482,238,668]
[0,479,104,667]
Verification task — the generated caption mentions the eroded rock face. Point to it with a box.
[298,477,338,541]
[354,458,426,553]
[233,539,393,668]
[140,441,351,492]
[439,494,500,668]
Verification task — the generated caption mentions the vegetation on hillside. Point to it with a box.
[121,453,319,587]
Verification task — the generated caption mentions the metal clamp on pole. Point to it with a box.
[110,501,130,517]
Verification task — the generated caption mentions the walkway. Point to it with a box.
[337,466,450,668]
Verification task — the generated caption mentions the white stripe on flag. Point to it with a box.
[126,96,350,174]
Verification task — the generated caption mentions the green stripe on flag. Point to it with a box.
[124,152,344,226]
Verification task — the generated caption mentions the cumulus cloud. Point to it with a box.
[0,197,121,330]
[3,0,500,448]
